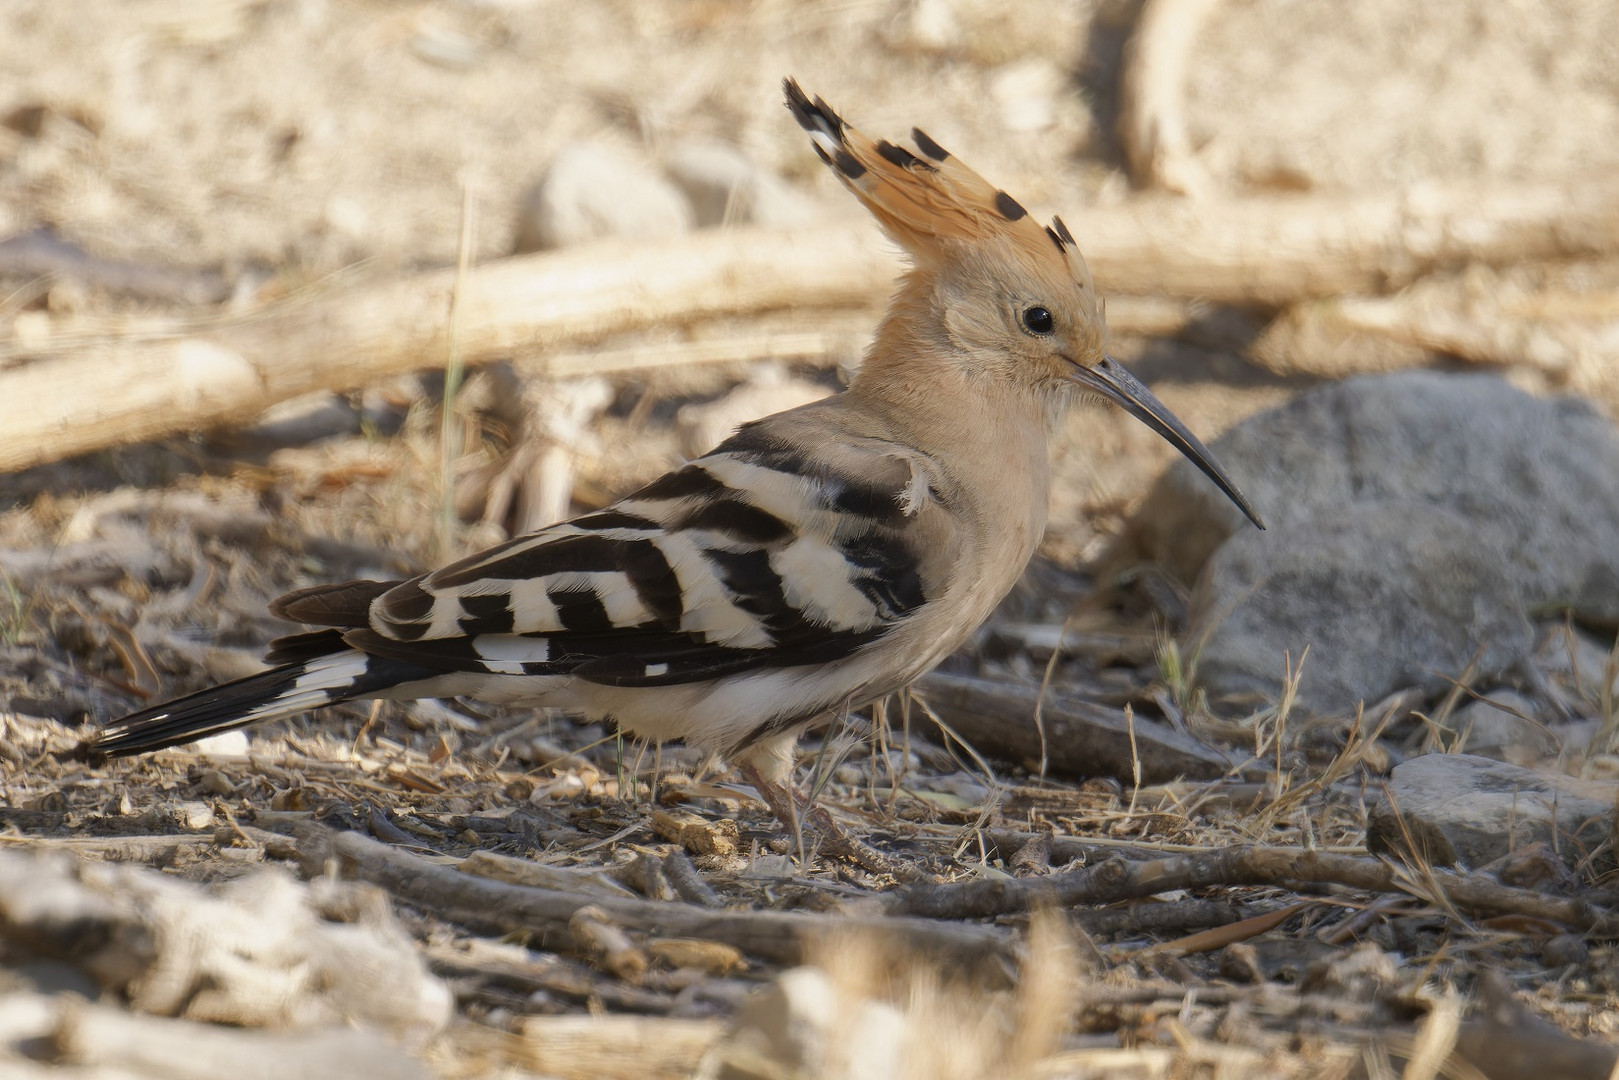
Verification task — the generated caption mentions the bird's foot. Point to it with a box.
[740,763,916,879]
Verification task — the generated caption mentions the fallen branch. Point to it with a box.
[913,671,1232,782]
[890,844,1619,932]
[49,999,429,1080]
[506,1015,724,1080]
[1118,0,1222,196]
[7,173,1619,472]
[0,226,892,475]
[296,824,1008,967]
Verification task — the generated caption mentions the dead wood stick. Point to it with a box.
[913,671,1232,782]
[1451,1022,1617,1080]
[1118,0,1222,196]
[0,226,893,475]
[1447,969,1619,1080]
[52,998,429,1080]
[890,844,1619,932]
[662,850,723,909]
[509,1015,725,1080]
[570,904,651,981]
[8,173,1619,474]
[1069,898,1258,938]
[0,833,219,862]
[296,824,1007,966]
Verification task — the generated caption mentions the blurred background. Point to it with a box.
[5,0,1616,565]
[5,4,1619,1075]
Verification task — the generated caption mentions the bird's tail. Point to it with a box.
[90,647,416,757]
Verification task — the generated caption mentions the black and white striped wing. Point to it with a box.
[298,422,950,689]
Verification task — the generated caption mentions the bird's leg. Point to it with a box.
[737,760,906,878]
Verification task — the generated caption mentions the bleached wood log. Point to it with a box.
[6,175,1619,474]
[52,1000,429,1080]
[1118,0,1223,196]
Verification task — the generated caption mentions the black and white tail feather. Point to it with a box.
[90,413,939,760]
[89,79,1066,766]
[89,80,1262,881]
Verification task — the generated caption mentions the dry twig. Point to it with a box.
[891,844,1619,932]
[296,824,1009,966]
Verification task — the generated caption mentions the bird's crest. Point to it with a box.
[783,77,1096,295]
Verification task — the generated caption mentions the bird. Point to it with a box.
[90,79,1263,872]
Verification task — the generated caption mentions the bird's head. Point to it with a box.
[784,78,1264,530]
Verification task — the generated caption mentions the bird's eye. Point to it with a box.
[1021,306,1054,335]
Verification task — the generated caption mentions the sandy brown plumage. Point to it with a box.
[91,80,1261,873]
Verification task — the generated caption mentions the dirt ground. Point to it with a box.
[3,0,1619,1077]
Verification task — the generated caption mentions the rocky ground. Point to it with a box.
[2,1,1619,1077]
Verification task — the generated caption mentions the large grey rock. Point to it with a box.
[1116,373,1619,714]
[1367,753,1616,873]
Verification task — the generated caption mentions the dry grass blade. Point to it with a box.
[1398,989,1464,1080]
[1140,901,1308,957]
[1248,689,1400,838]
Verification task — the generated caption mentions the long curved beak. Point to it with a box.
[1070,356,1265,530]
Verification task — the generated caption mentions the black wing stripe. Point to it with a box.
[678,499,792,543]
[714,424,908,524]
[705,547,817,643]
[458,592,514,635]
[631,464,727,502]
[617,538,683,626]
[435,534,628,589]
[572,509,661,531]
[823,477,906,521]
[713,423,815,475]
[548,584,614,633]
[839,533,926,620]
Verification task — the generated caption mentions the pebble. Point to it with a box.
[511,141,692,253]
[1367,752,1616,871]
[664,138,817,229]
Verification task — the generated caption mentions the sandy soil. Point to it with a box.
[4,0,1619,1076]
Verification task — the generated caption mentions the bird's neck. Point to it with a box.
[848,308,1055,554]
[849,301,1055,462]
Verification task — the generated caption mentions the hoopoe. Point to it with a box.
[91,80,1262,872]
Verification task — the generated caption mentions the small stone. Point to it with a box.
[1367,753,1617,872]
[988,58,1063,132]
[747,854,795,879]
[193,729,249,756]
[1443,690,1556,764]
[1217,941,1263,983]
[512,141,692,253]
[198,769,236,797]
[664,139,817,229]
[892,0,960,53]
[1542,933,1590,969]
[172,800,215,830]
